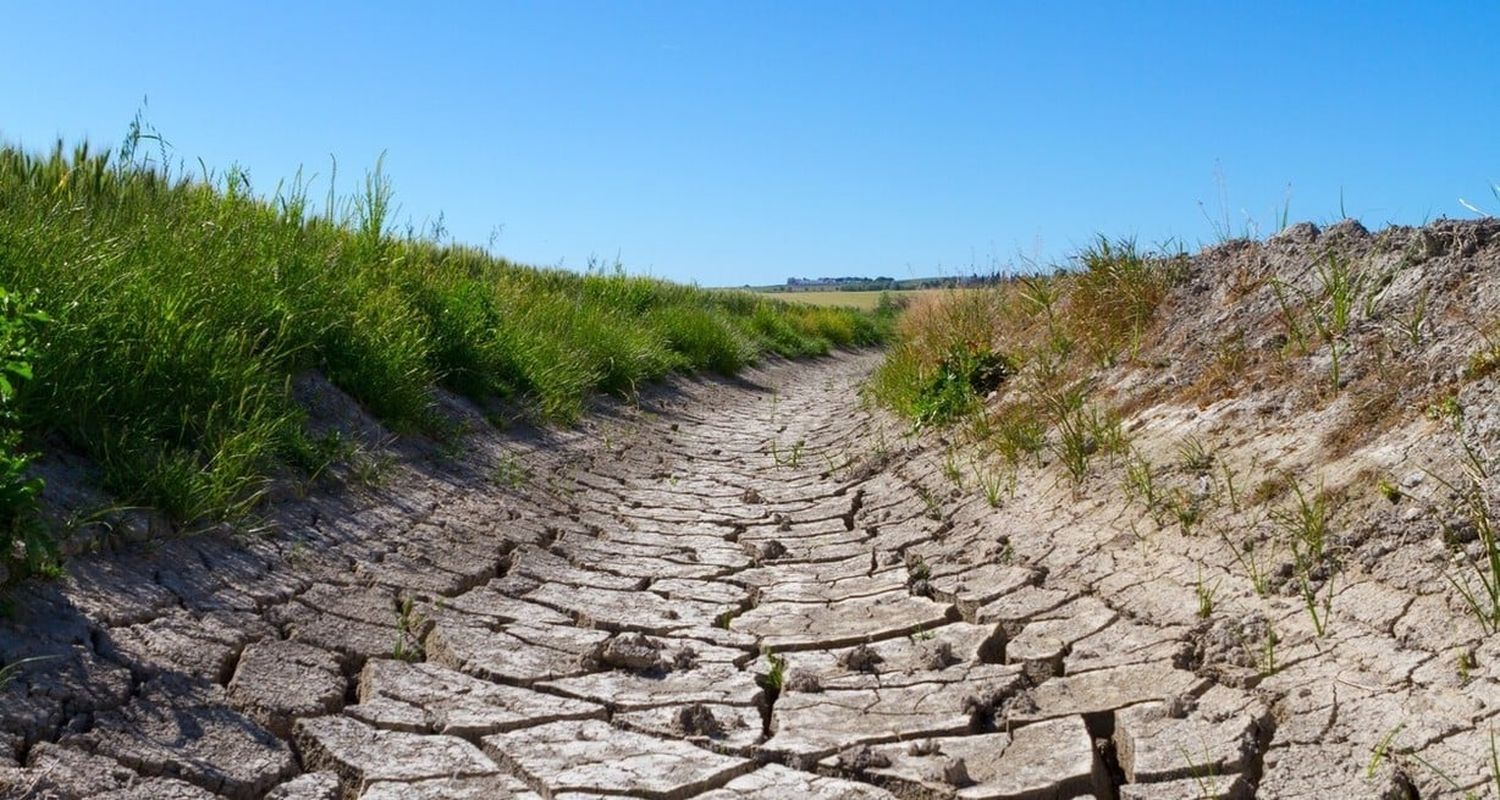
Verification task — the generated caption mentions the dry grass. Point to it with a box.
[755,289,947,310]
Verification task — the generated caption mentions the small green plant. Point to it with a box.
[757,649,787,693]
[1272,479,1330,566]
[1222,530,1272,597]
[0,288,50,580]
[1395,289,1428,347]
[1298,568,1333,638]
[1377,479,1402,504]
[1458,650,1477,685]
[1441,476,1500,634]
[1180,743,1221,799]
[972,460,1008,508]
[941,447,964,489]
[1366,723,1405,781]
[1219,461,1242,513]
[1166,488,1204,536]
[492,452,530,488]
[1177,436,1214,474]
[1194,568,1219,619]
[910,346,1015,429]
[1122,452,1160,513]
[1427,393,1464,431]
[1468,332,1500,381]
[349,449,397,489]
[1257,622,1279,677]
[1403,726,1500,800]
[916,486,942,521]
[391,597,422,662]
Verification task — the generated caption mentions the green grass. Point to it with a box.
[0,139,891,559]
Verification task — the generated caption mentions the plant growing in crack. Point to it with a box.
[1194,567,1219,619]
[1177,435,1214,474]
[770,438,805,468]
[942,447,965,490]
[392,597,422,662]
[1179,743,1221,799]
[1122,451,1160,515]
[1438,473,1500,633]
[1250,621,1279,677]
[916,486,943,521]
[492,452,530,488]
[1166,488,1204,536]
[972,460,1008,508]
[1218,525,1273,597]
[1402,726,1500,800]
[1218,461,1243,514]
[757,649,787,693]
[1272,478,1330,566]
[1298,566,1334,638]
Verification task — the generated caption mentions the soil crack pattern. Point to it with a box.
[3,352,1263,799]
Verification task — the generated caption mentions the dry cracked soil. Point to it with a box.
[0,341,1488,799]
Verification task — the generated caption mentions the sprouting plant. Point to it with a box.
[1298,568,1333,638]
[1468,328,1500,381]
[1272,479,1329,566]
[493,452,530,488]
[908,556,932,583]
[1458,650,1477,685]
[1180,743,1221,799]
[715,609,740,630]
[1366,723,1405,781]
[1258,622,1279,677]
[1221,529,1272,597]
[1269,279,1310,353]
[1404,726,1500,800]
[784,439,806,467]
[942,448,965,489]
[1317,252,1365,337]
[1166,488,1204,536]
[1122,452,1160,513]
[1439,475,1500,634]
[1042,383,1095,485]
[1377,479,1402,504]
[757,649,787,693]
[1426,392,1464,431]
[1219,461,1242,514]
[1195,568,1219,619]
[1394,288,1428,347]
[392,597,422,662]
[1177,436,1214,474]
[972,461,1007,508]
[349,448,396,489]
[917,486,942,521]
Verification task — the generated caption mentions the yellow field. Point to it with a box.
[757,289,943,310]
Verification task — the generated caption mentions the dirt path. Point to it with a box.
[1,351,1299,798]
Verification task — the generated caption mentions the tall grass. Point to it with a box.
[869,239,1181,486]
[0,140,889,534]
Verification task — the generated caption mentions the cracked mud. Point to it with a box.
[1,347,1485,799]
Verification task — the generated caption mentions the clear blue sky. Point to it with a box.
[3,2,1497,286]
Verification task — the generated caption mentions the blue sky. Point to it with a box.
[3,2,1497,286]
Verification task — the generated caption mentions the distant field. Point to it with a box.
[758,289,945,309]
